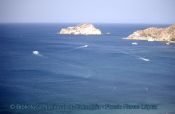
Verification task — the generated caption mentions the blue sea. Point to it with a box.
[0,24,175,114]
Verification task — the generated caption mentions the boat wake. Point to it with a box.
[75,44,88,49]
[138,57,150,62]
[119,50,150,62]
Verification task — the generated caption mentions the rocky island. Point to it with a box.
[59,23,102,35]
[128,24,175,43]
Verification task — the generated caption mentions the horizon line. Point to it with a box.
[0,22,173,25]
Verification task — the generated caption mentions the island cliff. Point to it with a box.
[128,24,175,42]
[59,23,102,35]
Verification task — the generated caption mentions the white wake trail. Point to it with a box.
[138,57,150,62]
[119,50,150,62]
[75,44,88,49]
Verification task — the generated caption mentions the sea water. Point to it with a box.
[0,24,175,114]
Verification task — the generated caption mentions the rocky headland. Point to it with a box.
[59,23,102,35]
[128,24,175,43]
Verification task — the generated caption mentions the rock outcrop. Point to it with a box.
[59,23,101,35]
[128,24,175,42]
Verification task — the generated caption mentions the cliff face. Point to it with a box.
[59,23,101,35]
[128,25,175,42]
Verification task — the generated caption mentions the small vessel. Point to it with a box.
[83,45,88,48]
[33,50,40,55]
[166,42,170,45]
[132,42,138,45]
